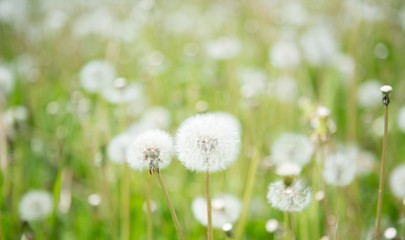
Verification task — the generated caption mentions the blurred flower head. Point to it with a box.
[267,179,311,212]
[191,194,242,228]
[205,37,241,60]
[0,64,14,96]
[323,147,357,187]
[398,106,405,133]
[126,129,173,174]
[271,133,314,167]
[389,164,405,200]
[79,60,116,93]
[19,190,53,221]
[107,133,133,164]
[269,40,301,69]
[175,113,240,173]
[357,80,382,109]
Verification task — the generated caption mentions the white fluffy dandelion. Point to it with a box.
[323,149,357,187]
[126,129,173,174]
[107,133,133,164]
[389,164,405,200]
[19,190,53,221]
[79,60,116,93]
[267,179,311,212]
[398,106,405,133]
[357,80,382,109]
[269,40,301,69]
[102,79,144,104]
[271,133,314,167]
[276,162,302,177]
[205,37,241,60]
[175,113,240,173]
[0,65,14,95]
[191,194,242,228]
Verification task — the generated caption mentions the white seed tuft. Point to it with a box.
[267,179,311,212]
[19,190,53,221]
[389,164,405,200]
[322,147,357,187]
[175,113,240,173]
[79,60,116,93]
[271,133,314,167]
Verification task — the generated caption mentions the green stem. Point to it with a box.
[375,105,389,239]
[121,166,130,240]
[157,173,184,240]
[206,171,213,240]
[145,174,153,240]
[289,212,296,240]
[235,150,260,239]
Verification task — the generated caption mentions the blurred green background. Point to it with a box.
[1,0,405,239]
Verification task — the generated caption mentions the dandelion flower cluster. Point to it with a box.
[267,179,311,212]
[191,194,242,228]
[271,133,314,167]
[175,113,240,173]
[126,129,173,174]
[19,190,53,221]
[389,164,405,200]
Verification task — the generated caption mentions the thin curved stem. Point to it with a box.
[206,171,213,240]
[157,173,184,240]
[145,174,153,240]
[375,105,389,239]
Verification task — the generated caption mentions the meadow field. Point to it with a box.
[1,0,405,239]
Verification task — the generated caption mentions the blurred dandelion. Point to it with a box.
[389,164,405,200]
[19,190,53,221]
[79,60,116,93]
[271,133,314,168]
[322,148,357,187]
[267,179,311,212]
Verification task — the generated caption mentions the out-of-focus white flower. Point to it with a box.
[192,194,242,228]
[102,79,144,104]
[276,162,302,177]
[333,54,355,80]
[356,151,376,176]
[175,113,240,173]
[268,76,298,103]
[141,107,171,130]
[16,54,39,83]
[126,129,173,173]
[357,80,382,109]
[384,227,397,239]
[398,106,405,133]
[374,43,389,60]
[205,37,241,60]
[237,68,268,98]
[400,6,405,31]
[281,2,308,26]
[265,219,279,233]
[300,26,338,66]
[19,190,53,221]
[0,65,14,95]
[107,133,133,164]
[323,148,357,187]
[389,164,405,200]
[271,133,314,167]
[270,40,301,69]
[267,179,311,212]
[0,0,27,29]
[79,60,116,93]
[72,8,115,39]
[88,193,102,207]
[3,106,28,138]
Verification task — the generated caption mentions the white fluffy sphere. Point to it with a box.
[19,190,53,221]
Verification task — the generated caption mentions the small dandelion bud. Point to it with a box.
[19,190,53,221]
[380,85,392,106]
[222,223,233,238]
[175,113,240,173]
[384,227,397,239]
[126,129,173,174]
[267,179,311,212]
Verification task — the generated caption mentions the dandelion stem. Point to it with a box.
[235,150,260,240]
[121,166,130,240]
[145,174,153,240]
[289,212,296,240]
[375,103,389,239]
[156,173,184,240]
[206,171,213,240]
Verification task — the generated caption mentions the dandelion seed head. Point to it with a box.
[315,191,325,201]
[267,76,298,103]
[102,82,144,104]
[222,223,233,232]
[271,133,314,167]
[270,40,301,69]
[399,106,405,133]
[126,129,173,173]
[265,219,279,233]
[176,113,240,173]
[191,194,242,228]
[0,65,14,95]
[79,60,116,93]
[276,162,302,177]
[323,148,357,187]
[384,227,397,239]
[107,133,132,164]
[267,179,311,212]
[389,164,405,200]
[205,37,241,60]
[19,190,53,221]
[357,80,382,108]
[88,193,102,206]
